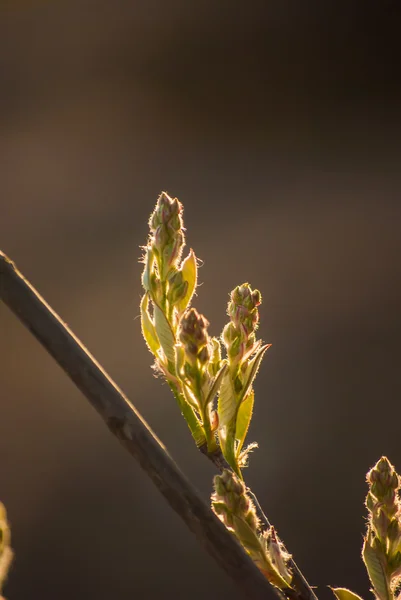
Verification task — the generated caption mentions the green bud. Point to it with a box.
[388,519,400,542]
[149,192,182,231]
[366,492,376,512]
[372,480,385,499]
[375,508,390,542]
[388,550,401,573]
[208,337,222,377]
[213,474,226,497]
[198,345,211,366]
[167,270,188,306]
[148,192,185,278]
[184,361,196,379]
[153,224,169,253]
[178,308,210,362]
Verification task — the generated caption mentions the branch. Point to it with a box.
[0,251,276,599]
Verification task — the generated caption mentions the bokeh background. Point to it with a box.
[1,2,401,599]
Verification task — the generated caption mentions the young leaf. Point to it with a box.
[235,389,255,457]
[217,370,236,428]
[141,247,154,292]
[362,538,391,600]
[330,588,365,600]
[176,249,197,313]
[219,419,242,477]
[181,381,200,410]
[153,302,176,364]
[175,344,186,378]
[239,344,271,403]
[140,293,160,356]
[232,515,263,552]
[203,363,227,409]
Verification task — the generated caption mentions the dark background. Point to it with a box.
[1,2,400,599]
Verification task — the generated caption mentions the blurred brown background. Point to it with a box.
[1,1,401,599]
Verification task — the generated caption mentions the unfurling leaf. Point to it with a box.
[220,420,241,477]
[176,249,197,313]
[239,344,271,403]
[204,363,227,409]
[362,537,391,600]
[217,370,236,428]
[140,293,160,356]
[236,389,254,457]
[153,302,176,364]
[141,247,154,292]
[232,515,262,552]
[330,588,365,600]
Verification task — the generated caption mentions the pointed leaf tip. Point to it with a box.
[330,588,365,600]
[204,363,228,408]
[235,389,255,457]
[140,293,160,356]
[176,249,198,313]
[239,343,271,403]
[217,370,236,428]
[153,302,176,364]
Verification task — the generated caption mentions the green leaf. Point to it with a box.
[362,537,391,600]
[176,249,197,313]
[181,382,200,410]
[141,247,154,292]
[330,588,365,600]
[232,515,262,552]
[175,344,186,378]
[239,344,271,403]
[219,419,241,477]
[153,302,176,364]
[235,389,254,457]
[204,363,227,409]
[166,381,206,448]
[140,294,160,356]
[217,370,236,428]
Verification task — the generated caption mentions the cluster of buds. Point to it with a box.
[212,467,259,532]
[362,457,401,600]
[142,192,197,326]
[148,191,185,281]
[0,503,13,599]
[222,284,262,384]
[176,308,225,451]
[178,308,211,374]
[141,193,225,452]
[178,309,223,385]
[217,284,270,476]
[212,470,292,590]
[141,195,268,470]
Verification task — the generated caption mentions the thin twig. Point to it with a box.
[0,251,276,599]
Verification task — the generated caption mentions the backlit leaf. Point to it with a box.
[330,588,365,600]
[235,389,254,457]
[362,538,391,600]
[217,370,236,428]
[140,293,160,356]
[204,363,227,408]
[176,249,197,313]
[239,344,271,403]
[153,302,176,364]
